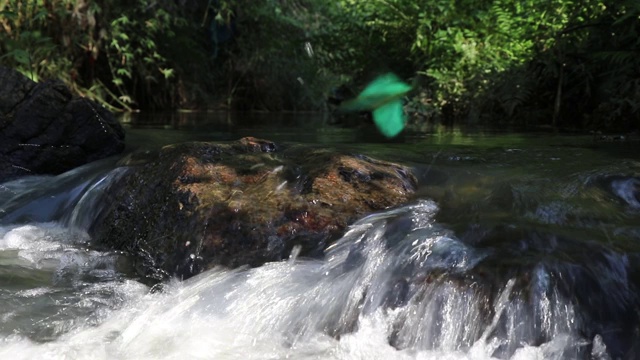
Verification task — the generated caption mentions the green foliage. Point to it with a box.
[584,0,640,130]
[104,1,185,109]
[208,0,351,110]
[0,0,72,82]
[0,0,204,111]
[0,0,638,131]
[474,0,640,131]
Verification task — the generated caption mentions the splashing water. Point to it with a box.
[0,200,616,359]
[610,177,640,209]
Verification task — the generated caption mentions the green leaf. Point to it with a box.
[340,73,412,111]
[360,73,412,99]
[34,9,48,21]
[11,49,31,65]
[372,99,406,138]
[159,68,174,79]
[0,11,18,20]
[339,73,410,138]
[116,68,131,77]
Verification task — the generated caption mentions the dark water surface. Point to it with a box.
[0,112,639,359]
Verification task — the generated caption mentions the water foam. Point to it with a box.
[0,201,598,359]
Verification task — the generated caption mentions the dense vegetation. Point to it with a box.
[1,0,638,131]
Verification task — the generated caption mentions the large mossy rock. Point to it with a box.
[90,137,417,280]
[0,67,125,183]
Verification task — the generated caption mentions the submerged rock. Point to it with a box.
[89,137,417,280]
[0,66,125,183]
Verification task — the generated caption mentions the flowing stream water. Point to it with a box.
[0,114,639,359]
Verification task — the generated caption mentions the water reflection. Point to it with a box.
[121,111,362,148]
[120,111,633,151]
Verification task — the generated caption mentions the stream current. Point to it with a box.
[0,114,639,359]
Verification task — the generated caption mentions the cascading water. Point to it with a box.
[0,195,636,359]
[1,133,639,359]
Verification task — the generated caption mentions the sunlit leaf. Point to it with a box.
[116,68,131,77]
[159,68,174,79]
[113,16,129,26]
[22,71,39,82]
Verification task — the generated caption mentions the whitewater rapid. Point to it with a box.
[0,201,612,359]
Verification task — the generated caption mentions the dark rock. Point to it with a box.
[89,137,417,280]
[0,67,125,182]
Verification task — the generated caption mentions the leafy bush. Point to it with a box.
[0,0,207,111]
[1,0,638,131]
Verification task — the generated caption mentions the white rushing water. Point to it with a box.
[0,201,607,359]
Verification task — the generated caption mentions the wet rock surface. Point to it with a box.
[89,137,417,280]
[0,66,125,183]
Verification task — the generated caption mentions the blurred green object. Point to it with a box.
[340,73,412,138]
